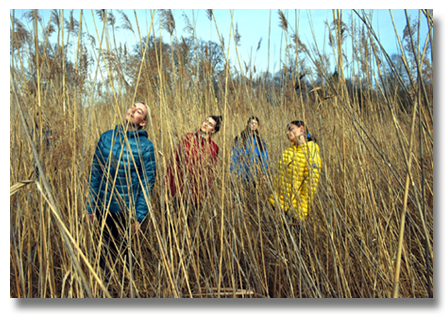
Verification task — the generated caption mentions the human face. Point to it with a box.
[126,102,148,129]
[286,123,304,144]
[200,117,217,135]
[248,119,259,131]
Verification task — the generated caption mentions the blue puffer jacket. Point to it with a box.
[230,135,269,181]
[87,125,156,223]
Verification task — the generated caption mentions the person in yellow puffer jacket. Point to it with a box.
[269,120,321,222]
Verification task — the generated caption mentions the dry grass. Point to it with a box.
[10,9,433,298]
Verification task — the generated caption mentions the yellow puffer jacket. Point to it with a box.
[269,141,321,220]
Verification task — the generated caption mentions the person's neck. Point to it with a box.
[293,134,307,146]
[125,122,140,132]
[199,130,210,139]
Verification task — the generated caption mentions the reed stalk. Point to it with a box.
[10,9,432,298]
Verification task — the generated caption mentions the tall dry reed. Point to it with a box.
[10,9,433,298]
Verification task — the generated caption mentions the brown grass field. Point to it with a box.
[10,9,433,298]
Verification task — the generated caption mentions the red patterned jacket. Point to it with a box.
[166,132,219,205]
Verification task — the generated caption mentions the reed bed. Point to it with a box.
[10,9,433,298]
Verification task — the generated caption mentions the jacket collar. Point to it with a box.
[195,131,213,144]
[115,124,148,138]
[293,141,316,150]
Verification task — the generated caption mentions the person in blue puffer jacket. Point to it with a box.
[87,102,156,272]
[230,116,269,184]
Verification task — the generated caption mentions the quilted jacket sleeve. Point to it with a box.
[135,140,156,223]
[307,143,321,200]
[211,143,219,168]
[205,142,219,185]
[87,136,104,214]
[229,140,240,174]
[260,138,269,175]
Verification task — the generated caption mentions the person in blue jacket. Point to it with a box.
[230,116,269,184]
[87,101,156,272]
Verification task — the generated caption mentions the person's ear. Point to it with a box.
[211,128,216,134]
[139,119,147,128]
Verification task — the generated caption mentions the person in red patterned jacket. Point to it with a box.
[166,115,222,207]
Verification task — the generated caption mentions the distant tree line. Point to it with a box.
[10,9,432,114]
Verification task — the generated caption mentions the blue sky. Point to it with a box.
[10,8,428,78]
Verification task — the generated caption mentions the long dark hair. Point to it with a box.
[235,116,266,153]
[289,120,317,143]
